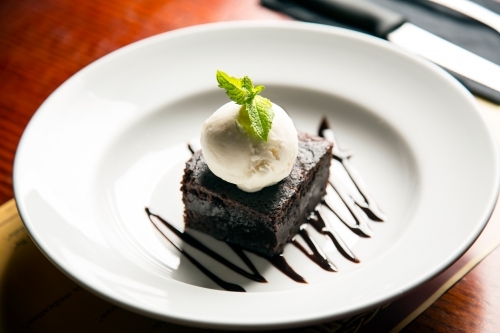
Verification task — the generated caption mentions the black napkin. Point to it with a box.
[262,0,500,105]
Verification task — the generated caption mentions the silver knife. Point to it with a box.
[290,0,500,94]
[428,0,500,34]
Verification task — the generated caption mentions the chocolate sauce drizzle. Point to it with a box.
[292,225,337,272]
[319,117,387,225]
[147,208,266,283]
[148,118,386,292]
[307,207,359,263]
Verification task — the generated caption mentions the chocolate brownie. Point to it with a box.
[181,131,333,257]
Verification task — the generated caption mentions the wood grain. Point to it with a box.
[0,0,499,331]
[403,246,500,333]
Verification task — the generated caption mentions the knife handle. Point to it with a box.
[294,0,405,38]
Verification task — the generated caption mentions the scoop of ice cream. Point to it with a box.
[200,101,298,192]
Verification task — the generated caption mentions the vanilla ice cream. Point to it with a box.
[200,101,298,192]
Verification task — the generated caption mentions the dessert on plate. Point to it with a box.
[181,71,333,256]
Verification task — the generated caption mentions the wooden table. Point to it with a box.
[1,0,498,331]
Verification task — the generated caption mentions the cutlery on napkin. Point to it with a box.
[427,0,500,34]
[261,0,500,104]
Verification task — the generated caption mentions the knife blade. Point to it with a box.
[428,0,500,34]
[262,0,500,97]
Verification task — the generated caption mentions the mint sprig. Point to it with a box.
[216,70,274,141]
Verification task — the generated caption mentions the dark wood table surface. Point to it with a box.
[1,0,499,331]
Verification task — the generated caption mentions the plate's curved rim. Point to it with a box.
[13,20,500,329]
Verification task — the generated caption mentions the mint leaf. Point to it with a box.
[246,95,274,141]
[216,70,274,141]
[242,76,254,94]
[253,85,264,96]
[216,70,247,105]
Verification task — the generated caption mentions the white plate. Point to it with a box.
[14,21,500,329]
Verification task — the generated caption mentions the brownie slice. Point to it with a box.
[181,131,333,257]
